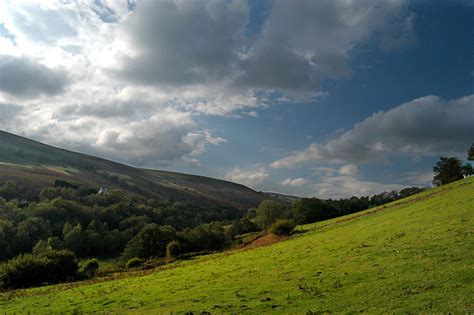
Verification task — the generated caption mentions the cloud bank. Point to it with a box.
[225,167,268,190]
[279,178,309,187]
[0,0,415,169]
[272,95,474,168]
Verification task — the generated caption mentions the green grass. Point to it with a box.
[1,178,473,314]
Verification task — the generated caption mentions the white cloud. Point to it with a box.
[2,104,226,168]
[225,167,268,189]
[272,95,474,168]
[279,178,309,187]
[398,171,434,186]
[313,176,405,199]
[0,0,417,168]
[246,111,259,118]
[313,166,338,177]
[338,164,359,176]
[0,1,230,167]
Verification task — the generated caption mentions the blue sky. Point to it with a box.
[0,0,472,198]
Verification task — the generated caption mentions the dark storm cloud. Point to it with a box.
[0,56,70,97]
[235,0,411,93]
[112,0,412,96]
[114,0,248,86]
[58,102,154,119]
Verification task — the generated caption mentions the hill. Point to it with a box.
[0,130,268,209]
[263,192,301,204]
[1,177,472,313]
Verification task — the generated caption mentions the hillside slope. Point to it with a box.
[1,177,472,313]
[0,130,267,208]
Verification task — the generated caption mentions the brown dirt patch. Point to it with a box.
[239,233,288,250]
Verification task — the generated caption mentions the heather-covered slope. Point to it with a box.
[0,130,267,208]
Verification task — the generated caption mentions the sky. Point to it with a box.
[0,0,472,199]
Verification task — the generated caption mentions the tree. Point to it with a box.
[433,157,464,186]
[468,143,474,161]
[0,219,17,260]
[122,224,176,259]
[178,222,226,253]
[255,200,285,229]
[399,187,425,199]
[17,217,52,253]
[63,224,85,256]
[291,198,338,224]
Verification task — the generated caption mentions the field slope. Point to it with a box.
[0,130,269,208]
[1,177,473,313]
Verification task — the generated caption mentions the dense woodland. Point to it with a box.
[0,178,425,275]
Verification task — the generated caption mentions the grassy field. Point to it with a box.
[1,177,473,314]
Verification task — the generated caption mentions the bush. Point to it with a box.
[126,257,143,269]
[80,258,99,278]
[0,250,78,289]
[166,241,182,258]
[269,219,296,236]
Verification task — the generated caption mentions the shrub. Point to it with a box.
[166,241,182,258]
[80,258,99,278]
[40,250,78,283]
[269,219,296,236]
[126,257,143,269]
[0,250,78,289]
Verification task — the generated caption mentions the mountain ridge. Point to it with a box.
[0,130,286,208]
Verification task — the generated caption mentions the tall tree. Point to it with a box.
[122,224,176,259]
[255,200,286,229]
[468,143,474,161]
[433,157,464,186]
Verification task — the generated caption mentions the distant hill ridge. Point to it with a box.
[0,130,283,208]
